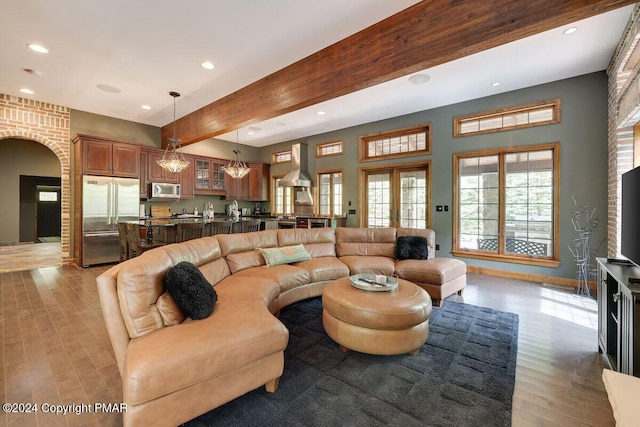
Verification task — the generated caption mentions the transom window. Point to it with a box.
[453,143,559,267]
[454,99,561,137]
[359,123,431,162]
[272,176,293,215]
[272,150,291,164]
[316,141,343,158]
[316,171,343,217]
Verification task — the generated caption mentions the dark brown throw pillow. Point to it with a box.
[395,236,429,260]
[164,261,217,320]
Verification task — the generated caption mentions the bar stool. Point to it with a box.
[126,223,162,258]
[209,221,233,236]
[242,219,261,233]
[176,222,205,242]
[117,222,129,262]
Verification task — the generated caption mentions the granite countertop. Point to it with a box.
[129,217,267,226]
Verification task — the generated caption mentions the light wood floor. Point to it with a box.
[1,261,614,426]
[0,243,61,273]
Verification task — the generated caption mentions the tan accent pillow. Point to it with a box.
[156,292,185,326]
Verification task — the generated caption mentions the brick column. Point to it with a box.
[0,94,71,264]
[607,6,640,257]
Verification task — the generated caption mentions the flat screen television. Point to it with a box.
[622,165,640,267]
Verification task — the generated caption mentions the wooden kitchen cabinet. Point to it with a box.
[224,162,269,201]
[75,135,140,177]
[141,149,193,198]
[194,158,226,195]
[180,155,195,199]
[225,172,249,200]
[147,150,180,184]
[139,150,148,198]
[248,163,270,201]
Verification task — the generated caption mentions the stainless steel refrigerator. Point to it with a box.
[82,175,140,267]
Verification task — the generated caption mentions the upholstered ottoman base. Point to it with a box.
[395,258,467,306]
[322,277,432,355]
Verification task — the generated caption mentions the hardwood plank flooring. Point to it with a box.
[0,243,61,273]
[1,259,615,426]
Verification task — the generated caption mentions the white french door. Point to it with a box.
[363,164,429,229]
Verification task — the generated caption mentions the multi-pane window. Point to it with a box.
[272,150,291,164]
[317,171,343,217]
[458,156,500,249]
[272,177,293,215]
[454,99,561,137]
[505,150,556,258]
[399,169,428,229]
[366,172,392,227]
[453,143,559,266]
[359,123,431,162]
[316,141,343,158]
[362,162,430,229]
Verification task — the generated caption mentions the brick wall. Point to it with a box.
[607,6,640,257]
[0,94,71,263]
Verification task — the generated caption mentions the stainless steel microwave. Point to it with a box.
[150,182,181,199]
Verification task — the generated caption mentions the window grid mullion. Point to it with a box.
[526,152,531,245]
[498,152,505,255]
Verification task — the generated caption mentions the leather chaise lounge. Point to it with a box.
[96,227,466,426]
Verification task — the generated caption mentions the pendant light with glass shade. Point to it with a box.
[223,130,250,179]
[156,91,190,174]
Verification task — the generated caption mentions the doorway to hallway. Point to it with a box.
[20,175,62,243]
[36,185,62,242]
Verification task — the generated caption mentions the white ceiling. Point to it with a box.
[0,1,634,148]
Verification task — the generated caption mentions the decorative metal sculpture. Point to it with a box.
[568,196,601,298]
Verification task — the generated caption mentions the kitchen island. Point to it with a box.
[120,214,346,255]
[121,217,263,247]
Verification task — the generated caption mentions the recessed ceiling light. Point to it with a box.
[141,105,151,110]
[28,44,48,54]
[201,61,215,70]
[96,84,122,94]
[563,27,577,35]
[20,88,34,95]
[492,82,501,87]
[247,131,255,135]
[408,74,430,85]
[317,111,326,116]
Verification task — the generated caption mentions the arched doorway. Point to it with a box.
[0,139,62,244]
[0,95,71,265]
[0,133,71,265]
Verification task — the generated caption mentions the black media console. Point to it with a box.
[597,258,640,377]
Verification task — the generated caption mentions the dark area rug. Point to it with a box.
[184,298,519,427]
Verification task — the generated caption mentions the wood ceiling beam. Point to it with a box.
[162,0,635,147]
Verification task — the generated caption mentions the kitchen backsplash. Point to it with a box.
[140,195,269,217]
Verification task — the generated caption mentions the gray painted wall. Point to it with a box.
[70,109,161,147]
[0,139,61,243]
[260,72,608,279]
[181,136,262,161]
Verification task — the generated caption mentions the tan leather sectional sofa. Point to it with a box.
[96,227,466,426]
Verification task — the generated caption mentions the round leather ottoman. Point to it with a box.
[322,276,432,356]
